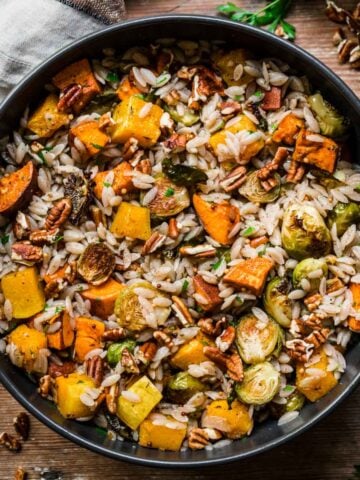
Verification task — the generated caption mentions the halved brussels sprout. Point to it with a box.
[166,372,206,404]
[235,313,283,364]
[264,277,292,328]
[77,243,115,285]
[270,389,305,418]
[327,202,360,237]
[164,105,200,126]
[239,171,281,204]
[162,159,207,187]
[142,176,190,218]
[114,281,170,332]
[235,362,280,405]
[292,258,328,292]
[308,93,349,138]
[281,203,332,260]
[107,339,137,366]
[311,170,344,190]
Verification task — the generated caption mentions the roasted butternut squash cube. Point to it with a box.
[81,278,124,319]
[93,161,134,200]
[55,373,96,419]
[223,257,274,296]
[47,311,75,350]
[296,347,338,402]
[212,48,252,87]
[74,316,105,362]
[111,96,163,147]
[2,267,45,319]
[8,324,47,373]
[0,161,37,216]
[293,129,339,173]
[193,274,222,312]
[139,414,187,451]
[116,376,162,430]
[117,76,141,101]
[170,332,214,370]
[272,113,305,146]
[193,194,240,245]
[203,399,253,439]
[27,94,70,138]
[110,202,151,241]
[209,115,264,163]
[348,283,360,332]
[52,59,101,113]
[70,120,110,158]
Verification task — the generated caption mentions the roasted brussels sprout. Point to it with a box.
[64,172,91,225]
[327,202,360,237]
[166,372,206,403]
[162,159,207,187]
[83,88,118,115]
[142,175,190,218]
[77,243,115,285]
[292,258,328,292]
[311,170,344,190]
[239,171,281,204]
[114,281,170,332]
[235,313,283,364]
[270,389,305,418]
[308,93,349,138]
[264,277,292,328]
[107,339,137,366]
[235,362,280,405]
[281,203,332,260]
[164,105,199,126]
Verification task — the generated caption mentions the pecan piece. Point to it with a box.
[121,348,140,374]
[326,277,344,293]
[48,361,76,378]
[123,137,140,161]
[188,428,210,450]
[84,355,104,387]
[142,231,167,255]
[220,165,247,192]
[226,353,244,382]
[338,38,358,63]
[286,158,306,183]
[177,66,197,80]
[179,244,217,258]
[29,228,59,245]
[45,198,72,231]
[102,328,128,342]
[14,467,27,480]
[153,330,173,348]
[171,295,194,326]
[219,100,242,116]
[39,374,52,397]
[57,83,83,112]
[168,218,179,239]
[257,147,289,186]
[215,326,235,353]
[138,341,158,364]
[163,89,181,106]
[304,293,322,312]
[136,158,152,175]
[196,67,224,97]
[13,215,31,240]
[98,113,113,130]
[11,241,43,264]
[286,339,313,362]
[106,383,119,415]
[0,432,21,452]
[13,413,30,441]
[198,317,227,337]
[305,328,331,349]
[203,346,228,369]
[163,133,192,152]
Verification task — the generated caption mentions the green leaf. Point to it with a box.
[181,279,189,293]
[242,226,256,237]
[103,181,111,188]
[53,235,64,244]
[280,19,296,40]
[0,234,9,245]
[211,257,223,271]
[164,187,175,197]
[106,71,119,83]
[37,150,48,166]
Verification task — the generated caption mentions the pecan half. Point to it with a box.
[168,218,179,239]
[286,158,306,183]
[305,328,331,349]
[14,467,27,480]
[84,355,104,387]
[29,228,59,246]
[57,83,83,112]
[102,328,128,342]
[179,244,217,258]
[220,165,247,192]
[11,241,43,264]
[153,330,173,348]
[198,317,227,337]
[215,326,235,353]
[286,339,313,362]
[188,428,209,450]
[13,413,30,441]
[137,341,158,364]
[325,1,350,23]
[333,27,346,46]
[0,432,21,452]
[257,147,289,187]
[196,67,224,97]
[45,198,72,231]
[39,374,52,397]
[142,231,167,255]
[121,348,140,374]
[171,296,194,326]
[106,383,119,415]
[203,346,228,369]
[226,353,244,382]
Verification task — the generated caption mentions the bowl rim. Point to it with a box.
[0,14,359,468]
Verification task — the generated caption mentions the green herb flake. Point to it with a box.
[37,150,48,166]
[53,235,64,244]
[211,258,223,271]
[181,279,189,293]
[164,187,175,197]
[284,385,294,392]
[135,93,146,100]
[242,226,256,237]
[254,90,262,97]
[91,143,105,150]
[55,306,65,314]
[0,234,9,245]
[106,71,119,83]
[103,181,111,188]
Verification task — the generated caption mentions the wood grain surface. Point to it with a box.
[0,1,359,479]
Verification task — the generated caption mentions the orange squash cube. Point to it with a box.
[93,161,134,200]
[224,257,274,296]
[74,316,105,362]
[70,120,110,158]
[81,278,124,319]
[272,113,305,146]
[47,310,75,350]
[293,129,339,173]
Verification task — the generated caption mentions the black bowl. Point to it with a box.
[0,15,359,468]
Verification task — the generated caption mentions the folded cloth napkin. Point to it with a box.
[0,0,126,101]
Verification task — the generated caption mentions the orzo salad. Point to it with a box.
[0,39,359,452]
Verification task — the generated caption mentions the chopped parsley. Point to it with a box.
[284,385,294,392]
[53,235,64,244]
[254,90,262,97]
[103,181,111,188]
[55,306,65,314]
[37,150,48,166]
[211,257,223,271]
[164,187,175,197]
[106,71,120,83]
[242,226,256,237]
[181,279,189,293]
[135,93,146,100]
[91,143,105,150]
[234,94,244,102]
[0,234,9,245]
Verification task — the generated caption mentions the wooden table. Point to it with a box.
[1,1,359,478]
